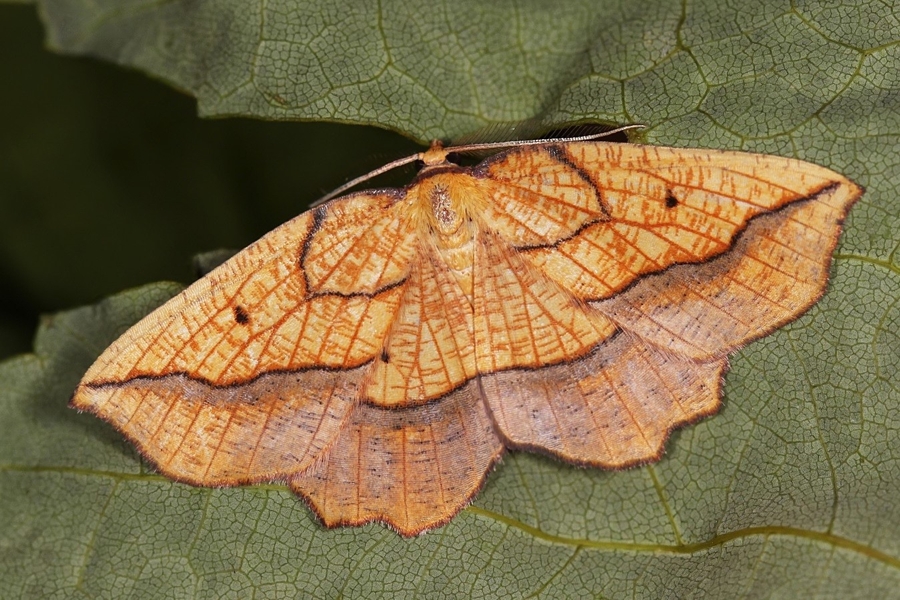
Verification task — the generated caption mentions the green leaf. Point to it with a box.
[3,0,900,597]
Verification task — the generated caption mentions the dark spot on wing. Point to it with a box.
[233,305,250,325]
[665,190,678,209]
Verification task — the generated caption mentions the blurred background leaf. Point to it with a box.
[1,0,898,597]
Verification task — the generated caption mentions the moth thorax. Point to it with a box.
[429,183,462,232]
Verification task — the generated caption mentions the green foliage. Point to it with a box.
[2,0,899,597]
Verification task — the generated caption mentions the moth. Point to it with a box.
[72,131,862,536]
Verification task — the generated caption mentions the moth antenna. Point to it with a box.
[310,124,646,208]
[446,123,647,155]
[311,153,425,207]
